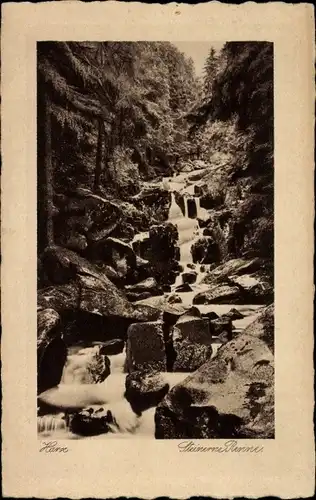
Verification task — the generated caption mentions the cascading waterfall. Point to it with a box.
[38,345,192,439]
[37,168,264,441]
[37,413,68,435]
[61,346,100,385]
[168,191,183,220]
[168,191,200,264]
[162,176,215,305]
[184,197,189,218]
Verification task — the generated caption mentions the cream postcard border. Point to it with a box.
[1,2,315,498]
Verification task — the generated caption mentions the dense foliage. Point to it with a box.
[188,42,274,264]
[37,41,198,249]
[38,41,273,271]
[38,41,197,189]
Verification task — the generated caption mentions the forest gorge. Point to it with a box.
[37,42,274,439]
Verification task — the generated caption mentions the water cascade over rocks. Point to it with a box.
[164,172,214,306]
[38,167,268,440]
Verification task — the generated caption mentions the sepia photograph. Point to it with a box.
[2,1,315,498]
[37,40,275,441]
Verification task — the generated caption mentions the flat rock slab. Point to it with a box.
[126,321,166,372]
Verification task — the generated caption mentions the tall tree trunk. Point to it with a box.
[94,117,104,192]
[43,90,54,247]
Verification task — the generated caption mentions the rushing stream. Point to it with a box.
[38,168,263,440]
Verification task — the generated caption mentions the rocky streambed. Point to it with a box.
[37,165,274,439]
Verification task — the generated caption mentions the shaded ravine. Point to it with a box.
[38,167,264,440]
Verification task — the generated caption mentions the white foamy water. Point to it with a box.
[168,191,201,265]
[38,167,265,441]
[61,346,100,385]
[37,413,67,435]
[38,339,223,440]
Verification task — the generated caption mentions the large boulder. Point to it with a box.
[38,247,161,345]
[37,308,67,394]
[182,271,197,285]
[53,190,122,251]
[172,316,213,372]
[40,245,111,285]
[67,397,139,436]
[109,199,149,238]
[155,332,274,439]
[132,186,172,225]
[186,198,197,218]
[130,304,162,323]
[39,246,158,322]
[228,274,273,304]
[125,370,169,413]
[69,406,114,436]
[77,273,138,319]
[38,283,80,312]
[134,296,188,323]
[191,237,220,264]
[200,257,273,305]
[149,222,179,259]
[132,223,180,285]
[125,321,166,372]
[174,315,210,344]
[203,258,262,284]
[193,284,242,305]
[242,304,274,353]
[125,277,163,298]
[88,237,137,280]
[98,339,125,356]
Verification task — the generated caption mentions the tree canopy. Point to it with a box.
[38,41,274,263]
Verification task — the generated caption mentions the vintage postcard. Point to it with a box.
[1,1,315,498]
